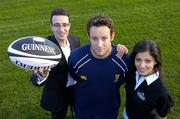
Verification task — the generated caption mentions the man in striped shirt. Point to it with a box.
[68,14,130,119]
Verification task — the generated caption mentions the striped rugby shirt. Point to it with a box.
[68,43,130,118]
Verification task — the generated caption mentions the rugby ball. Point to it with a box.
[7,36,62,71]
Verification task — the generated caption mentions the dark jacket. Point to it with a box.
[31,35,80,112]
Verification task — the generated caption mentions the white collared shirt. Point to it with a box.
[134,71,159,90]
[61,40,71,61]
[61,40,77,87]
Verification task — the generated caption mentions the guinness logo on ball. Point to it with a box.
[21,44,56,55]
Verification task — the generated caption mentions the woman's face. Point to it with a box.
[135,51,157,76]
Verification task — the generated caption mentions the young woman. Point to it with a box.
[124,40,174,119]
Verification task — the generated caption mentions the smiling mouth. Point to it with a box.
[96,50,104,53]
[138,69,146,73]
[58,33,66,36]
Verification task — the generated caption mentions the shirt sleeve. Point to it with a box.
[68,54,78,81]
[31,73,48,87]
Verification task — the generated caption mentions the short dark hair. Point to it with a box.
[50,8,70,24]
[130,40,162,78]
[87,14,114,36]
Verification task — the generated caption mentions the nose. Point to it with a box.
[57,26,64,32]
[97,40,103,47]
[140,61,146,68]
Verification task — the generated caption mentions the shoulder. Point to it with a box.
[112,45,130,67]
[68,35,80,42]
[45,35,58,45]
[68,35,79,39]
[149,78,174,105]
[151,79,171,97]
[68,35,81,49]
[121,53,130,63]
[46,35,55,41]
[71,44,89,55]
[69,44,90,61]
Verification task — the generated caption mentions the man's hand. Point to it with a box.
[31,69,51,86]
[33,69,51,78]
[116,44,128,58]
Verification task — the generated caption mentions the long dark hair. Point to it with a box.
[130,40,162,78]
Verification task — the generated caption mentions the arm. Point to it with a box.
[68,53,78,81]
[153,89,174,119]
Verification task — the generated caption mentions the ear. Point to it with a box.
[69,23,71,29]
[154,61,157,65]
[50,24,53,32]
[111,32,115,42]
[87,33,90,39]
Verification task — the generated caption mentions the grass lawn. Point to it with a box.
[0,0,179,118]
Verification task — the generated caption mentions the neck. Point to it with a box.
[57,38,68,48]
[90,47,112,59]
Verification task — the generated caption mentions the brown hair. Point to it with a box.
[87,14,114,36]
[50,8,70,24]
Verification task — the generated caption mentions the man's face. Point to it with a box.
[89,26,115,59]
[51,15,71,41]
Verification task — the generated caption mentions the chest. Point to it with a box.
[76,58,125,85]
[126,79,162,109]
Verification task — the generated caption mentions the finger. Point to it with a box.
[117,44,128,54]
[37,69,44,76]
[47,68,51,71]
[116,52,123,58]
[117,44,122,51]
[123,46,128,54]
[32,70,38,74]
[39,69,50,78]
[116,45,124,58]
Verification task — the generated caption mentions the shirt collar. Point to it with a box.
[136,71,159,85]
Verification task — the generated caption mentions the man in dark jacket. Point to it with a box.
[31,8,80,119]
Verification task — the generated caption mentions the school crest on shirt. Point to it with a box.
[114,74,120,82]
[137,91,146,101]
[80,75,87,80]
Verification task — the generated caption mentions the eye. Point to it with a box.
[52,23,70,28]
[101,37,107,41]
[135,58,141,62]
[91,37,98,41]
[145,59,152,63]
[52,23,60,28]
[62,23,70,27]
